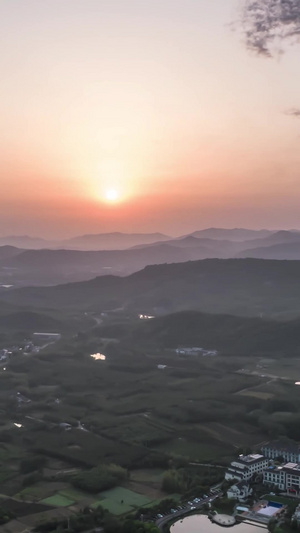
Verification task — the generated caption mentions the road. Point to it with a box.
[189,462,226,469]
[155,494,219,531]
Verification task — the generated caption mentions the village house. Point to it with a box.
[227,481,252,501]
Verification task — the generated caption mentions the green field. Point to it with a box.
[58,488,92,502]
[90,486,153,516]
[91,498,134,516]
[41,494,75,507]
[99,487,151,507]
[263,494,298,507]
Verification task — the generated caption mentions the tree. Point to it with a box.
[20,455,46,474]
[268,517,277,533]
[240,0,300,57]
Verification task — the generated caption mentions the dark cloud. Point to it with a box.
[285,107,300,118]
[240,0,300,56]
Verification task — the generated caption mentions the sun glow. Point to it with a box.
[105,188,120,202]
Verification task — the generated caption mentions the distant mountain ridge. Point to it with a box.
[64,231,170,250]
[237,241,300,260]
[0,232,171,251]
[188,228,274,241]
[2,229,300,287]
[0,228,288,250]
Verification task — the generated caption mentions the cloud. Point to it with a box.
[285,107,300,118]
[240,0,300,57]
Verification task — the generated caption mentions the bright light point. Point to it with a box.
[90,353,106,361]
[105,189,119,202]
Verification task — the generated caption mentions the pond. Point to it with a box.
[170,515,266,533]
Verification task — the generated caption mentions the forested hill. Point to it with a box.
[2,258,300,318]
[106,310,300,355]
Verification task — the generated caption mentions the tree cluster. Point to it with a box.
[71,463,128,493]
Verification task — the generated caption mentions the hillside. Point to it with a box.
[0,245,23,261]
[0,311,62,332]
[0,240,247,287]
[3,258,300,318]
[111,310,300,355]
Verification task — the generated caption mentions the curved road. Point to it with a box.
[156,494,219,531]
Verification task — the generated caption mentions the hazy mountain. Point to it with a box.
[0,236,56,249]
[62,232,170,250]
[236,241,300,260]
[237,230,300,251]
[135,236,242,255]
[0,245,23,261]
[3,230,300,288]
[0,232,170,251]
[188,228,274,241]
[0,241,241,286]
[0,229,282,251]
[4,258,300,319]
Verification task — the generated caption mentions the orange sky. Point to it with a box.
[1,0,300,237]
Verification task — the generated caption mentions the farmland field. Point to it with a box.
[90,486,153,516]
[41,494,75,507]
[91,498,134,516]
[98,487,151,507]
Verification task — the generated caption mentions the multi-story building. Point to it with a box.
[225,454,268,482]
[261,440,300,463]
[263,465,286,490]
[264,462,300,494]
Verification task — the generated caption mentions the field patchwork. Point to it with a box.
[40,494,75,507]
[91,486,152,516]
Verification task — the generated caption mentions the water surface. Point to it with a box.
[171,515,266,533]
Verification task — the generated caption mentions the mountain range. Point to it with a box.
[0,232,171,250]
[0,227,279,251]
[2,229,300,287]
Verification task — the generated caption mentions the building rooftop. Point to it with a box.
[234,480,250,490]
[238,454,265,464]
[262,440,300,454]
[283,462,300,475]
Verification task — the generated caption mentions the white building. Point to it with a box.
[264,462,300,495]
[225,454,268,482]
[261,440,300,463]
[227,481,252,501]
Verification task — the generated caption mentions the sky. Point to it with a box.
[1,0,300,238]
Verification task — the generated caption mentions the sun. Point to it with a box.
[105,188,119,202]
